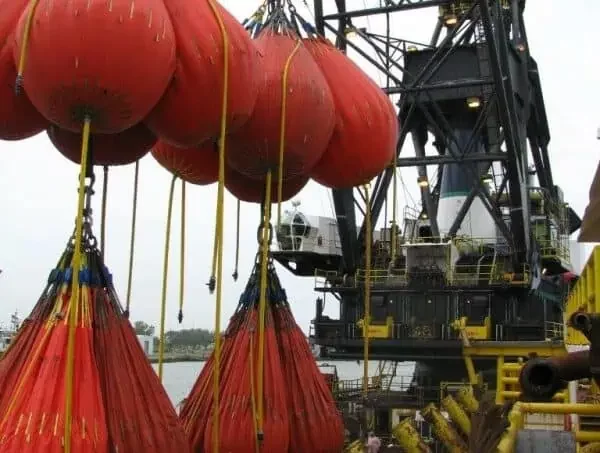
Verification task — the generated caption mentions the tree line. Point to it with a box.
[133,321,216,348]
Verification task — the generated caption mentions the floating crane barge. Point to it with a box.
[272,0,600,451]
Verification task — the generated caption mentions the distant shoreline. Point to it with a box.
[148,353,209,364]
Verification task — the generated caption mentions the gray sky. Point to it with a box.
[0,0,598,333]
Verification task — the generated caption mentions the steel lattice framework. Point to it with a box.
[311,0,579,274]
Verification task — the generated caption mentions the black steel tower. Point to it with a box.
[273,0,582,386]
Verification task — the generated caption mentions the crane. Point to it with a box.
[272,0,581,388]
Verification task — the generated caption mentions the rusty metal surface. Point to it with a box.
[515,430,576,453]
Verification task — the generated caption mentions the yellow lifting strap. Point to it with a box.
[125,160,140,317]
[276,40,302,229]
[207,0,230,451]
[257,171,273,442]
[179,181,186,323]
[64,117,92,453]
[363,183,372,398]
[158,174,177,382]
[15,0,41,90]
[100,165,109,258]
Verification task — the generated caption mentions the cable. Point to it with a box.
[276,40,302,228]
[124,160,140,318]
[100,165,108,258]
[391,151,398,259]
[362,184,372,398]
[178,180,186,323]
[64,116,92,453]
[206,0,230,451]
[233,199,240,281]
[158,174,177,382]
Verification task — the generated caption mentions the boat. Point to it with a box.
[0,311,20,357]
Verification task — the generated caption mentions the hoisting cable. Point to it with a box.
[276,39,302,229]
[178,181,186,324]
[233,199,240,281]
[124,160,140,319]
[158,174,177,382]
[362,183,372,398]
[391,152,398,260]
[64,116,92,453]
[206,0,230,451]
[100,165,109,258]
[15,0,41,93]
[256,170,273,445]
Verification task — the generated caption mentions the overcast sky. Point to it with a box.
[0,0,598,333]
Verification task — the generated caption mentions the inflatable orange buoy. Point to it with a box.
[226,164,308,204]
[13,0,176,134]
[48,123,156,166]
[305,38,398,189]
[227,29,335,181]
[146,0,260,148]
[0,0,48,140]
[152,141,218,185]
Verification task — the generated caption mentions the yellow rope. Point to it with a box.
[158,174,177,382]
[233,199,240,281]
[249,333,260,453]
[276,40,302,229]
[391,152,398,259]
[16,0,41,85]
[362,184,372,398]
[257,170,272,441]
[206,0,230,451]
[100,165,108,258]
[125,160,140,316]
[64,117,92,453]
[179,180,186,323]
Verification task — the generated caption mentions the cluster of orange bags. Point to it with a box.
[0,0,398,201]
[181,263,345,452]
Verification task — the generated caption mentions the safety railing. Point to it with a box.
[565,246,599,345]
[313,268,352,290]
[498,403,600,453]
[537,238,571,263]
[545,321,564,341]
[355,268,408,286]
[350,263,530,288]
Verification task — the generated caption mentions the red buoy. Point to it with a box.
[226,165,308,204]
[0,0,48,140]
[48,123,156,166]
[152,141,218,185]
[145,0,261,148]
[305,38,398,189]
[13,0,176,134]
[227,30,335,180]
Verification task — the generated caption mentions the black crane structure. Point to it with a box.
[273,0,582,386]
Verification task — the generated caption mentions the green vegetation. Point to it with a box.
[133,320,217,355]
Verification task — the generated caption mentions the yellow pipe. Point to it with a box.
[392,418,432,453]
[422,404,467,453]
[442,395,471,436]
[577,432,600,443]
[456,386,479,414]
[519,403,600,416]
